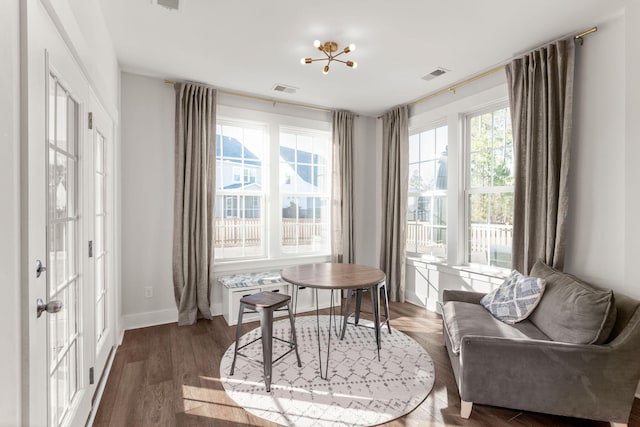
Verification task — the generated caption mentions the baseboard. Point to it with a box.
[86,346,117,426]
[121,302,225,332]
[122,308,177,330]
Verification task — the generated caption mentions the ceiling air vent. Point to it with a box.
[151,0,182,12]
[421,67,449,81]
[272,84,298,94]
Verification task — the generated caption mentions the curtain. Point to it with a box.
[380,106,409,302]
[506,39,575,273]
[172,82,217,325]
[331,110,355,264]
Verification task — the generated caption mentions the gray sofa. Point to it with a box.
[441,261,640,426]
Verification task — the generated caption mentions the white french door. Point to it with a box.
[87,92,116,385]
[45,71,88,427]
[26,3,116,425]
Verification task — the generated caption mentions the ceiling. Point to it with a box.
[99,0,628,116]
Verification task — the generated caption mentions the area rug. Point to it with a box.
[220,315,435,427]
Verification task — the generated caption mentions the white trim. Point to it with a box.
[121,308,177,330]
[85,346,116,427]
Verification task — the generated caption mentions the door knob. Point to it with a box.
[36,260,46,278]
[36,298,63,318]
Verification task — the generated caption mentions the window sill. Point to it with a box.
[213,254,331,275]
[406,256,510,281]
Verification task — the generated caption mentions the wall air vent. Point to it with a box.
[421,67,449,81]
[272,84,298,94]
[151,0,182,12]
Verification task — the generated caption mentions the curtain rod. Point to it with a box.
[406,26,598,109]
[163,80,333,114]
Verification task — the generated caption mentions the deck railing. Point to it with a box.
[215,218,512,254]
[215,218,326,247]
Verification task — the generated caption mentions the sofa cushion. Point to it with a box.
[529,261,616,344]
[480,270,546,324]
[442,301,549,354]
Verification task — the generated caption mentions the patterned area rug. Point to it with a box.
[220,315,435,427]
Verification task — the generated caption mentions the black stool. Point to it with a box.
[229,291,301,392]
[340,280,391,344]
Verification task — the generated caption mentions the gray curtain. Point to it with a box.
[172,82,216,325]
[506,39,575,274]
[380,106,409,302]
[331,110,355,264]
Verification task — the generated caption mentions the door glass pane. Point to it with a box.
[55,84,67,152]
[54,222,66,290]
[55,153,67,220]
[47,74,81,427]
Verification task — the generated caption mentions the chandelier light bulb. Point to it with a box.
[349,43,356,52]
[313,40,321,48]
[347,61,358,69]
[300,58,306,65]
[323,65,330,74]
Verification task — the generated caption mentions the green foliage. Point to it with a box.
[469,109,514,225]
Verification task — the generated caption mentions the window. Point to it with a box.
[215,121,265,259]
[214,109,332,262]
[407,125,448,258]
[466,105,514,268]
[280,128,331,254]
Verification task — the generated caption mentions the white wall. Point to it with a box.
[0,1,22,424]
[353,115,380,267]
[565,14,628,292]
[120,73,177,327]
[624,1,640,301]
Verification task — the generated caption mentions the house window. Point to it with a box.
[466,105,514,268]
[407,124,448,258]
[232,166,241,183]
[215,121,265,259]
[280,128,331,254]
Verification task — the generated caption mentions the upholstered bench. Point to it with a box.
[219,271,337,325]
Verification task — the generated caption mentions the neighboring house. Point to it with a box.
[215,135,326,219]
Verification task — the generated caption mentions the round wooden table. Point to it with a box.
[281,263,386,379]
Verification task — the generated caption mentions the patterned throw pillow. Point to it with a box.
[480,270,546,324]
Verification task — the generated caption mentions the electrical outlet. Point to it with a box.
[144,287,153,298]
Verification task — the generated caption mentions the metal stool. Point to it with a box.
[229,291,301,392]
[340,280,391,344]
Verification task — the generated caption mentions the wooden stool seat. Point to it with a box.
[240,291,291,309]
[230,291,301,392]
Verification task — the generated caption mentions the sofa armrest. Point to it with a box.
[442,289,486,305]
[459,336,638,423]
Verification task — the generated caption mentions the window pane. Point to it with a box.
[406,124,448,258]
[419,129,435,162]
[469,108,513,189]
[468,192,513,268]
[280,127,331,255]
[466,105,514,268]
[214,121,266,260]
[214,194,263,259]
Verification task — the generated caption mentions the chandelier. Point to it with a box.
[300,40,358,75]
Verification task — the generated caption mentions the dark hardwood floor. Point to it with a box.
[94,300,640,426]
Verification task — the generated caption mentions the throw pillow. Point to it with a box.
[480,270,546,324]
[528,260,616,344]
